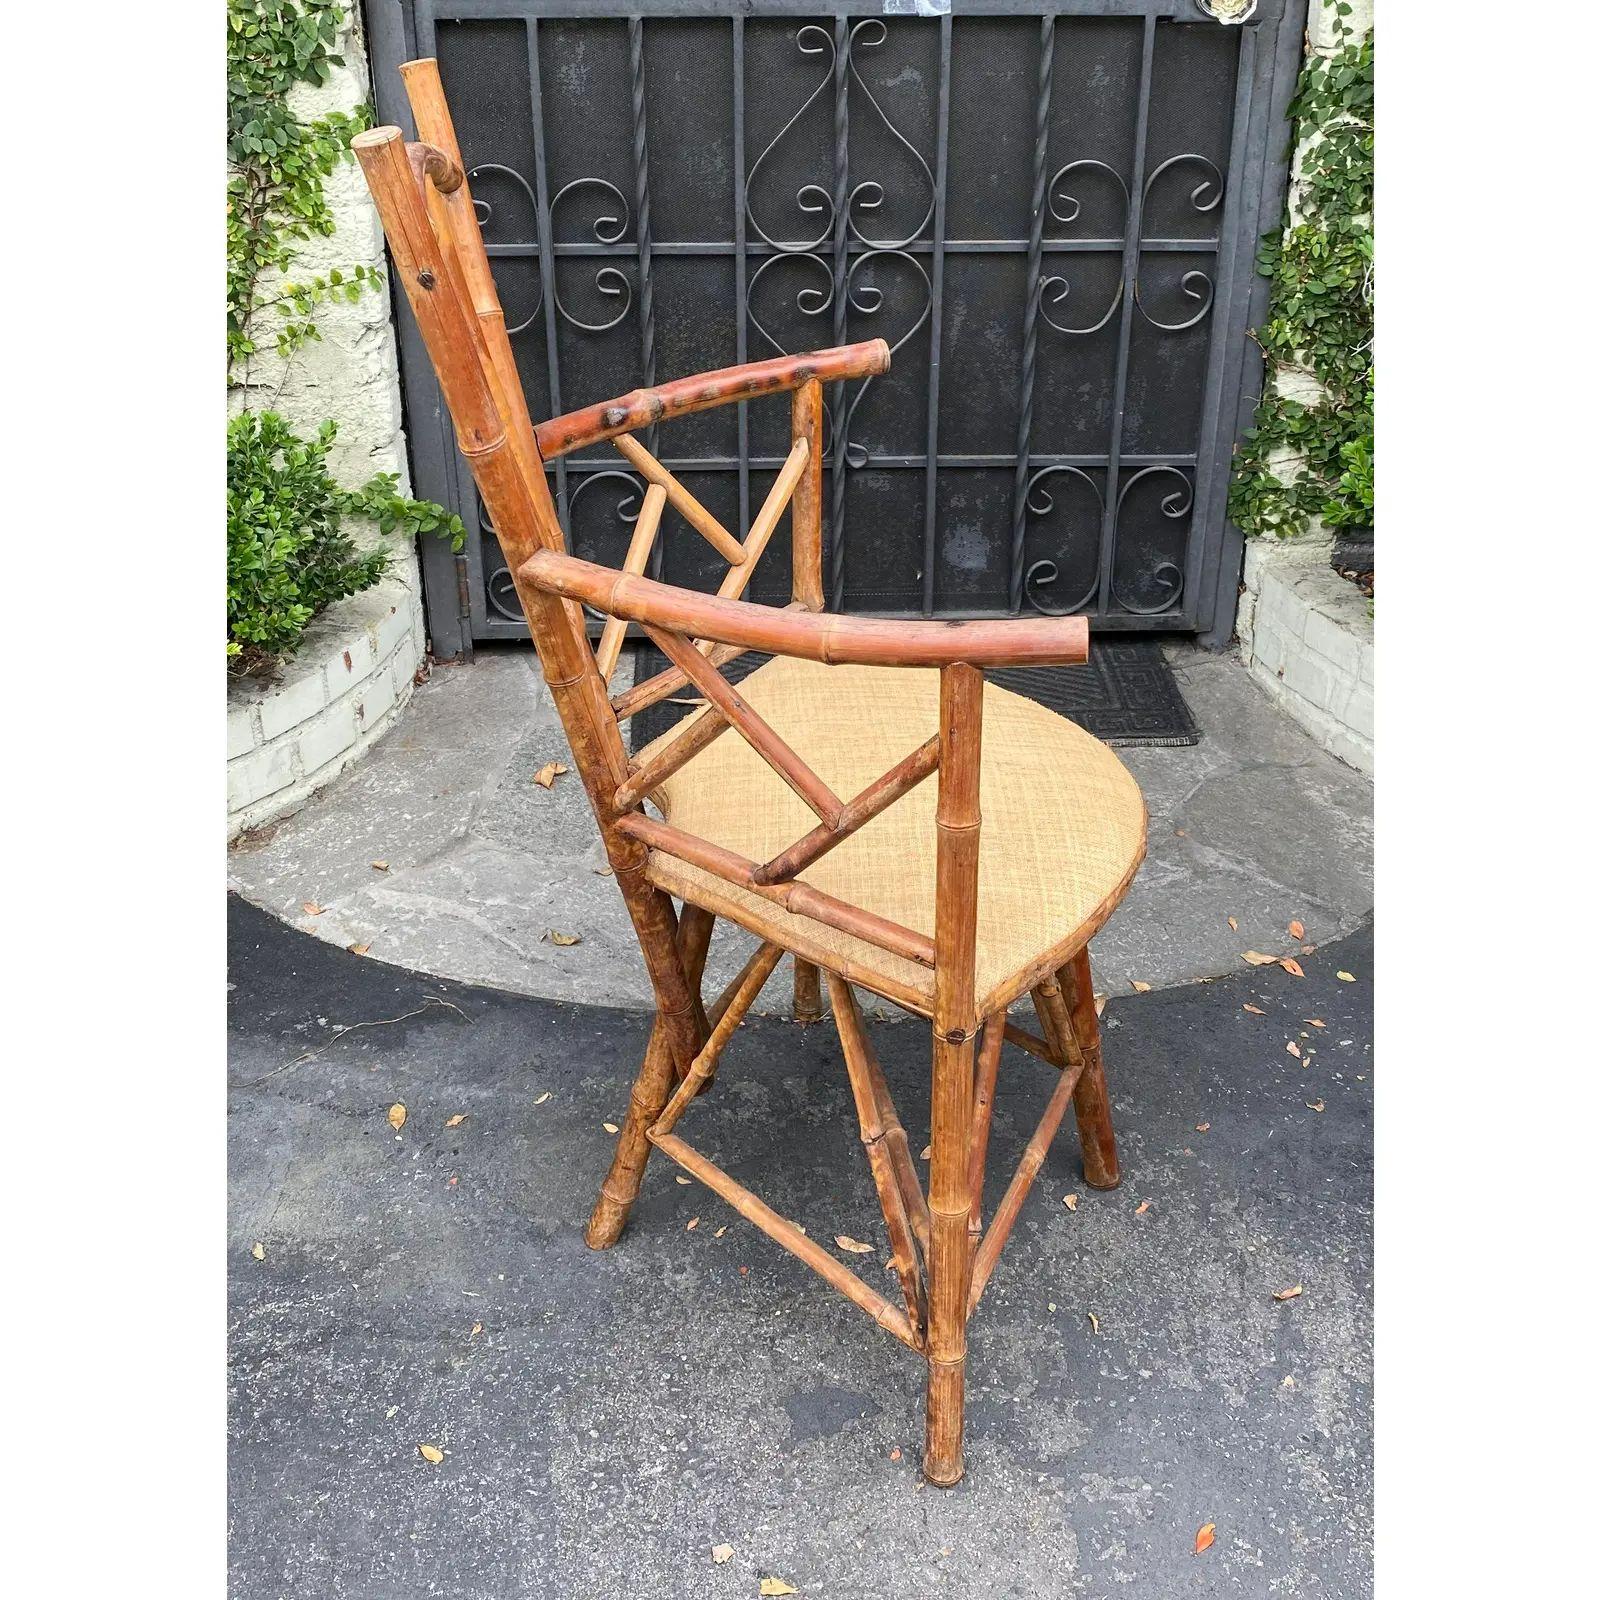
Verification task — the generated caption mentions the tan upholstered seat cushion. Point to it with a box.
[638,657,1147,1013]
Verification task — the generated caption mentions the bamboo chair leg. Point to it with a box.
[792,958,823,1025]
[585,884,704,1248]
[673,903,716,1082]
[826,974,927,1343]
[966,1018,1005,1252]
[924,663,982,1488]
[1063,948,1121,1191]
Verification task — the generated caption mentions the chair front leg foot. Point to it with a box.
[792,958,823,1025]
[1064,948,1121,1191]
[923,1356,967,1486]
[585,1014,680,1249]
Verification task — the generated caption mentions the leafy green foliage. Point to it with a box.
[227,1,464,666]
[1229,7,1373,541]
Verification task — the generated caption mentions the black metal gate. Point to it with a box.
[368,0,1306,657]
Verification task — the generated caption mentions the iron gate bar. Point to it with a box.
[370,0,1305,657]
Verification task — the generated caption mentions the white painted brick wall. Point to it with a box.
[228,13,430,839]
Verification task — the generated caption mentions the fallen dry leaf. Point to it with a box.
[1086,1311,1100,1335]
[1195,1122,1210,1133]
[546,930,582,947]
[1134,1199,1151,1216]
[889,1446,902,1461]
[1273,1284,1304,1302]
[1281,1374,1296,1389]
[370,860,390,872]
[714,1225,727,1238]
[1305,1018,1326,1028]
[835,1235,874,1255]
[418,1443,444,1464]
[675,1174,692,1185]
[711,1544,734,1565]
[1094,992,1108,1016]
[1337,970,1356,982]
[602,1121,619,1134]
[759,1581,798,1598]
[388,1103,407,1132]
[531,761,570,789]
[1243,1003,1266,1015]
[1062,1193,1079,1212]
[533,1091,551,1106]
[1131,980,1152,993]
[920,1145,932,1161]
[470,1322,482,1338]
[1242,951,1276,966]
[1288,919,1305,940]
[302,901,324,916]
[1279,957,1305,978]
[686,1216,700,1230]
[347,942,372,956]
[1227,916,1239,932]
[1286,1040,1302,1059]
[251,1241,265,1261]
[1195,1523,1216,1555]
[1306,1100,1325,1113]
[446,1114,467,1128]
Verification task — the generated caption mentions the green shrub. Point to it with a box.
[227,411,462,670]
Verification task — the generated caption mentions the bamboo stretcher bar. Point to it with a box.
[595,483,668,684]
[536,340,891,460]
[652,942,784,1139]
[850,1008,932,1253]
[643,625,844,827]
[702,436,810,633]
[828,975,927,1340]
[616,812,937,969]
[1003,1020,1069,1067]
[967,979,1089,1310]
[647,1130,921,1352]
[613,706,732,815]
[612,433,748,566]
[966,1019,1005,1248]
[752,735,940,886]
[521,551,1091,669]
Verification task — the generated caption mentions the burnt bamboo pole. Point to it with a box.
[353,126,701,1252]
[852,1017,932,1254]
[790,378,825,611]
[613,708,732,816]
[966,1018,1005,1252]
[1064,949,1121,1190]
[524,552,1091,670]
[647,1130,920,1353]
[792,959,823,1025]
[398,60,543,501]
[924,662,983,1486]
[675,901,716,1072]
[652,941,784,1137]
[751,735,940,885]
[595,482,667,684]
[615,812,936,969]
[967,978,1089,1310]
[613,433,749,566]
[609,606,804,723]
[827,973,926,1343]
[641,626,844,826]
[537,340,890,460]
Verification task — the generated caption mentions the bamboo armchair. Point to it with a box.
[355,62,1147,1488]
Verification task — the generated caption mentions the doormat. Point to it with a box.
[625,636,1199,752]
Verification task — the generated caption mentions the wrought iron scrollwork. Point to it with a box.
[1108,466,1190,615]
[745,23,838,252]
[1133,154,1223,331]
[1021,466,1105,615]
[467,163,543,333]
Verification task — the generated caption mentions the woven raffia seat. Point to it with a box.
[640,657,1148,1015]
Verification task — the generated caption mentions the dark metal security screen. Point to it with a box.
[368,1,1306,658]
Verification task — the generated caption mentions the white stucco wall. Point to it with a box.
[1233,0,1374,771]
[229,5,427,839]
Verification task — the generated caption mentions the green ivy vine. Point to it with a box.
[226,0,461,669]
[1228,8,1373,542]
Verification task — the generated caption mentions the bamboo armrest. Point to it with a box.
[519,551,1089,668]
[534,341,890,461]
